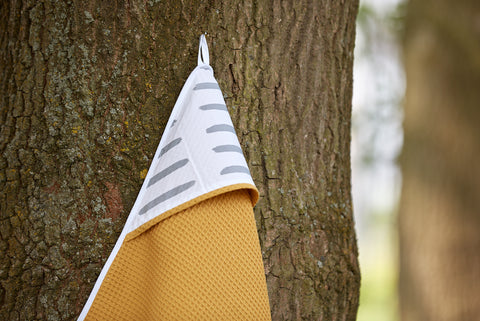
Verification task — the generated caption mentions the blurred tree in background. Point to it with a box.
[400,0,480,320]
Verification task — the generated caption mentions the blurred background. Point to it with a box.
[352,0,480,320]
[352,1,404,320]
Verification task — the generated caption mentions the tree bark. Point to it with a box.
[400,0,480,320]
[0,0,360,320]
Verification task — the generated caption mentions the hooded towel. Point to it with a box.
[78,35,271,321]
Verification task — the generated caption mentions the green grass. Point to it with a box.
[357,229,399,321]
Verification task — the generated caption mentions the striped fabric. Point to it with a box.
[77,35,271,321]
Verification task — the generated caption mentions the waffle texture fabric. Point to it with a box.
[84,189,271,321]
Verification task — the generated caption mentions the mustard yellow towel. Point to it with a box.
[84,189,271,320]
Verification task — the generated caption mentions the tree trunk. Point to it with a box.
[0,1,360,320]
[400,0,480,320]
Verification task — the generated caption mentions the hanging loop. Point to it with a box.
[198,34,210,66]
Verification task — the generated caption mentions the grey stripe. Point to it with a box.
[148,159,189,187]
[199,104,228,111]
[200,66,212,70]
[220,166,251,175]
[212,145,243,154]
[206,124,236,134]
[139,180,196,215]
[193,82,220,90]
[159,138,181,157]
